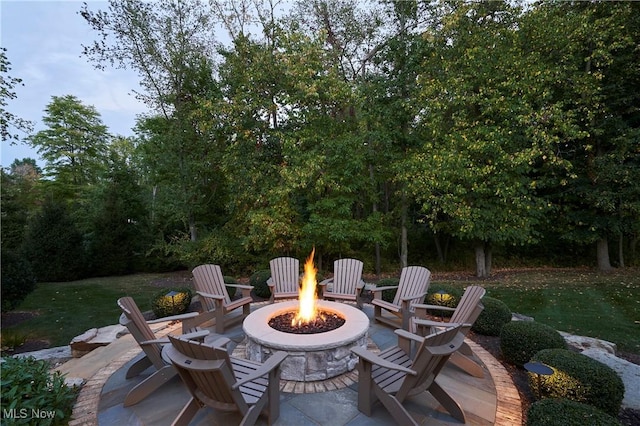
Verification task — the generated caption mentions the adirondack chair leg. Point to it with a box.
[125,355,152,379]
[429,381,466,423]
[459,341,473,356]
[240,404,264,426]
[124,365,177,407]
[214,301,225,334]
[449,351,484,378]
[373,305,382,323]
[267,370,281,423]
[376,390,418,426]
[171,397,201,426]
[356,362,375,416]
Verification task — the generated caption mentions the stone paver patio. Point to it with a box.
[59,302,522,425]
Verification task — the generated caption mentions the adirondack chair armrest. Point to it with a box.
[318,278,332,286]
[399,291,427,302]
[231,351,288,389]
[226,284,253,290]
[225,284,253,297]
[356,280,365,289]
[371,286,396,300]
[197,291,226,303]
[180,330,210,341]
[412,303,455,312]
[394,328,426,343]
[351,346,417,375]
[267,277,274,287]
[147,311,199,325]
[211,337,231,348]
[140,337,170,346]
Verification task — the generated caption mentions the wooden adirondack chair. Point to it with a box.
[192,264,253,333]
[319,258,365,308]
[412,285,486,377]
[266,257,300,302]
[165,335,288,426]
[351,325,467,425]
[371,266,431,330]
[117,297,209,407]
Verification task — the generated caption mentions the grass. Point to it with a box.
[2,267,639,355]
[432,267,640,354]
[2,273,184,348]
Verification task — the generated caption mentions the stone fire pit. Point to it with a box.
[243,300,369,381]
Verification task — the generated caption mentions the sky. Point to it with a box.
[1,0,148,168]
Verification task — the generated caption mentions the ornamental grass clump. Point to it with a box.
[500,320,566,367]
[1,356,78,426]
[531,348,624,417]
[471,296,512,336]
[526,398,620,426]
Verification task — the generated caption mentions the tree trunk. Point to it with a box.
[189,213,197,242]
[596,237,612,271]
[475,242,492,278]
[369,165,381,275]
[400,191,408,268]
[618,232,625,268]
[434,233,445,263]
[475,244,487,278]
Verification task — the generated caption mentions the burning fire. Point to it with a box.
[292,248,319,326]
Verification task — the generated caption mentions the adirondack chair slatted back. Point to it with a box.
[167,335,246,410]
[331,258,363,296]
[118,297,164,369]
[269,257,300,295]
[394,266,431,307]
[398,325,464,401]
[192,264,231,310]
[450,286,486,325]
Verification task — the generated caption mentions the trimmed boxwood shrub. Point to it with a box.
[471,296,512,336]
[250,269,272,299]
[500,321,566,366]
[531,348,624,417]
[526,398,620,426]
[1,356,78,425]
[151,287,193,318]
[375,278,399,303]
[425,284,463,317]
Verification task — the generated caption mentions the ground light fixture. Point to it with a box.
[524,361,554,399]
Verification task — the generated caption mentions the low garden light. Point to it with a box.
[435,289,448,303]
[165,290,180,312]
[524,361,554,400]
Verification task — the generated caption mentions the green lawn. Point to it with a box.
[433,268,640,354]
[2,273,181,348]
[2,268,639,355]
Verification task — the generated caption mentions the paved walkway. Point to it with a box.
[58,303,522,425]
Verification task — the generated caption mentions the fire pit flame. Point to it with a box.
[292,248,319,326]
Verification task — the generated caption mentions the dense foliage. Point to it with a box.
[471,297,512,336]
[500,320,566,366]
[2,0,638,291]
[526,398,621,426]
[531,348,625,416]
[0,356,78,425]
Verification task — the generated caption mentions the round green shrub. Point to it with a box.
[531,349,624,417]
[224,275,238,299]
[375,278,399,303]
[1,356,78,425]
[250,269,272,299]
[500,321,565,367]
[151,287,193,318]
[425,284,463,317]
[526,398,620,426]
[471,296,512,336]
[1,249,37,311]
